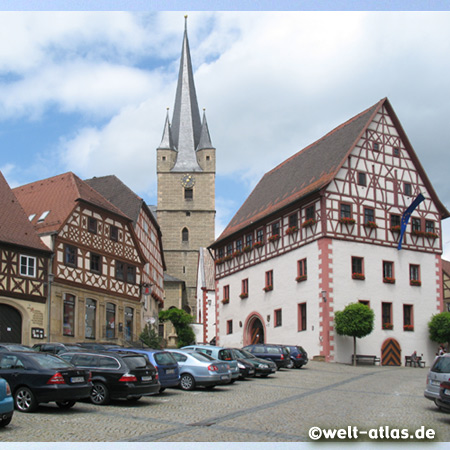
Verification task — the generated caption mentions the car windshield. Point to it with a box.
[218,349,234,361]
[431,357,450,373]
[154,352,177,365]
[232,349,246,359]
[27,353,74,369]
[122,355,148,369]
[239,349,256,359]
[190,352,216,362]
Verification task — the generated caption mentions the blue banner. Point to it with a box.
[398,193,425,250]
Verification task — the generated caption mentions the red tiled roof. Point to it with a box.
[215,98,449,244]
[13,172,130,235]
[0,171,51,252]
[442,259,450,277]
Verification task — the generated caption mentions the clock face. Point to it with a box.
[181,174,195,188]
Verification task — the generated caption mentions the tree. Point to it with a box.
[334,302,374,365]
[428,312,450,347]
[159,308,196,348]
[139,324,163,349]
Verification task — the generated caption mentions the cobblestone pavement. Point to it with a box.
[2,361,450,442]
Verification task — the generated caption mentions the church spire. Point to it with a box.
[170,15,202,172]
[158,108,175,150]
[197,109,214,150]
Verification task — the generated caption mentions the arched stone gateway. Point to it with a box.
[381,338,402,366]
[0,304,22,343]
[244,314,265,346]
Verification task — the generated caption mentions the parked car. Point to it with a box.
[112,348,180,392]
[60,350,160,405]
[424,354,450,408]
[32,343,85,354]
[168,349,231,390]
[243,344,290,370]
[0,343,31,351]
[232,348,277,377]
[227,349,255,379]
[181,345,240,381]
[77,342,122,351]
[436,380,450,411]
[0,351,91,412]
[0,377,14,427]
[284,345,308,369]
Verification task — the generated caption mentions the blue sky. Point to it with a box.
[0,9,450,260]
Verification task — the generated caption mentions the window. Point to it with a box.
[265,270,273,290]
[63,293,75,337]
[236,239,243,252]
[340,203,352,219]
[88,217,98,234]
[256,228,264,243]
[289,213,298,228]
[404,183,412,196]
[298,303,307,331]
[85,298,96,339]
[124,307,134,342]
[115,261,136,284]
[227,320,233,335]
[364,207,375,224]
[127,265,136,284]
[182,227,189,242]
[274,309,282,327]
[358,172,367,187]
[241,278,249,296]
[110,225,118,242]
[272,222,280,237]
[305,205,315,220]
[393,147,400,157]
[106,302,116,338]
[351,257,364,277]
[411,218,421,232]
[403,304,413,330]
[390,214,401,228]
[226,244,233,256]
[373,142,380,151]
[383,261,394,280]
[245,234,253,248]
[297,258,307,281]
[90,253,102,274]
[184,188,193,200]
[218,247,224,259]
[359,300,370,307]
[223,285,230,301]
[382,302,392,329]
[425,220,435,233]
[64,245,77,267]
[410,264,420,285]
[20,255,36,277]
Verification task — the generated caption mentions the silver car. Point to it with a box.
[168,350,231,391]
[424,354,448,408]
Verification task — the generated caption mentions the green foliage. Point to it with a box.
[335,302,374,339]
[159,308,196,348]
[428,312,450,344]
[139,324,163,349]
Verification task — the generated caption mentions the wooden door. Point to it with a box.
[381,338,401,366]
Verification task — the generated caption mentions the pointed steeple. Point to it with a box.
[197,109,214,150]
[170,16,203,172]
[158,108,175,150]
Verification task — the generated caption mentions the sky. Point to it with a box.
[1,9,450,261]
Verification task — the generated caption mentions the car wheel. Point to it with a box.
[434,399,442,410]
[14,387,38,412]
[260,374,269,378]
[56,400,76,410]
[0,416,12,427]
[287,360,294,369]
[180,374,196,391]
[91,382,110,405]
[159,387,166,394]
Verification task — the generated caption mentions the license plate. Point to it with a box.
[142,376,152,381]
[71,376,84,383]
[166,369,175,374]
[444,389,450,395]
[249,370,255,375]
[271,368,276,372]
[431,380,441,386]
[221,375,229,380]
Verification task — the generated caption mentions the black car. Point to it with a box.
[32,343,85,354]
[284,345,308,369]
[60,351,160,405]
[243,344,290,370]
[232,348,277,377]
[229,349,256,379]
[0,351,91,412]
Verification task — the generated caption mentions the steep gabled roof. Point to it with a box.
[215,98,449,244]
[0,171,51,253]
[442,259,450,277]
[13,172,129,235]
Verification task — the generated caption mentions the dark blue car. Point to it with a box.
[113,349,180,393]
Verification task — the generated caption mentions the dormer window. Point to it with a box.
[28,214,36,222]
[37,210,50,223]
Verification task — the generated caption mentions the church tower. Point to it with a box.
[157,17,216,319]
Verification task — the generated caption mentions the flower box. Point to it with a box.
[239,293,248,299]
[216,257,225,265]
[286,226,298,235]
[221,298,230,304]
[410,280,422,287]
[339,217,355,225]
[365,221,378,229]
[252,241,264,249]
[243,245,252,253]
[390,225,401,233]
[411,230,426,237]
[404,325,414,332]
[352,273,365,280]
[425,232,438,239]
[383,277,396,284]
[301,218,316,229]
[296,275,307,282]
[232,250,242,258]
[223,254,233,262]
[383,323,393,330]
[268,234,280,243]
[263,285,273,292]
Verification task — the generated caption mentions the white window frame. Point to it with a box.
[20,255,36,278]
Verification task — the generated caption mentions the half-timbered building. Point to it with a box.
[13,172,147,345]
[85,175,166,331]
[211,98,449,366]
[0,171,52,345]
[442,259,450,312]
